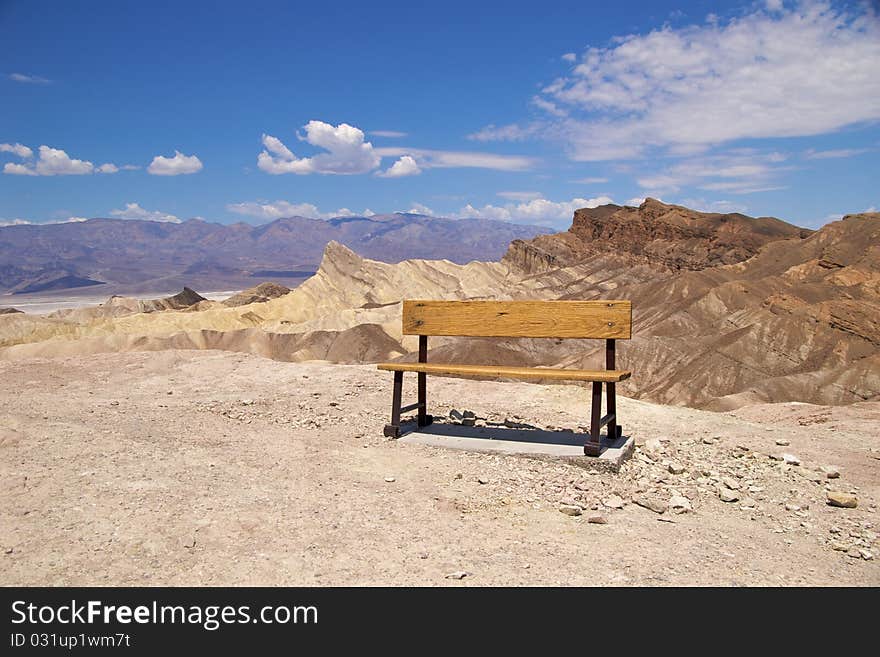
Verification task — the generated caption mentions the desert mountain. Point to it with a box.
[0,213,546,295]
[504,197,810,273]
[1,200,877,411]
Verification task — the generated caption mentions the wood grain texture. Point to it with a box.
[402,299,632,339]
[376,362,632,382]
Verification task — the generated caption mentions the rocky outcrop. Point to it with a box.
[223,282,291,307]
[505,198,810,274]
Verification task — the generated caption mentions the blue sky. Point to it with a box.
[1,0,878,229]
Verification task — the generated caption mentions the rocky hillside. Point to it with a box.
[503,198,810,274]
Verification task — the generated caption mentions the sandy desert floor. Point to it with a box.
[1,349,878,586]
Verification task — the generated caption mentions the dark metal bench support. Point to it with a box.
[417,335,432,427]
[606,338,621,441]
[384,336,433,438]
[585,381,603,456]
[384,370,404,438]
[584,338,622,455]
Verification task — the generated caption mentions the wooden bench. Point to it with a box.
[377,299,633,456]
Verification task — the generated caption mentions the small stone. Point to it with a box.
[775,439,790,446]
[477,476,490,485]
[587,514,607,524]
[657,517,676,523]
[445,571,469,580]
[782,454,801,466]
[384,476,396,483]
[768,453,784,461]
[603,494,625,509]
[4,547,12,555]
[109,401,119,406]
[669,495,692,514]
[860,549,874,561]
[721,476,741,491]
[719,487,741,503]
[559,504,583,517]
[643,439,663,461]
[830,541,849,552]
[785,503,801,512]
[633,495,667,514]
[820,465,840,479]
[667,461,686,475]
[739,498,757,508]
[826,491,857,508]
[846,549,862,559]
[702,437,715,445]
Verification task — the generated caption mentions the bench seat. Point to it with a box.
[377,362,632,383]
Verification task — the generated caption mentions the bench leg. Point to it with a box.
[417,371,433,427]
[585,381,603,456]
[606,381,620,440]
[384,371,404,438]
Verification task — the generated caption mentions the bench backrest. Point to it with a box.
[402,300,632,339]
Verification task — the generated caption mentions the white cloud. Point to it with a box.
[467,123,542,143]
[3,163,38,176]
[35,146,95,175]
[531,96,567,117]
[679,198,748,214]
[370,130,408,138]
[120,164,141,171]
[3,145,96,175]
[376,147,535,171]
[625,197,646,207]
[1,144,125,176]
[497,191,544,201]
[636,150,790,195]
[561,53,577,62]
[257,122,381,175]
[455,195,615,225]
[9,73,50,84]
[804,148,870,160]
[0,216,88,227]
[572,176,608,184]
[226,200,373,222]
[402,203,434,216]
[110,202,180,223]
[377,155,421,178]
[476,2,880,160]
[147,150,203,176]
[0,143,33,158]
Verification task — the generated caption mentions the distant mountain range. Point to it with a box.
[0,213,546,295]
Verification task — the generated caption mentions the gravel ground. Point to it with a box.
[1,350,878,586]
